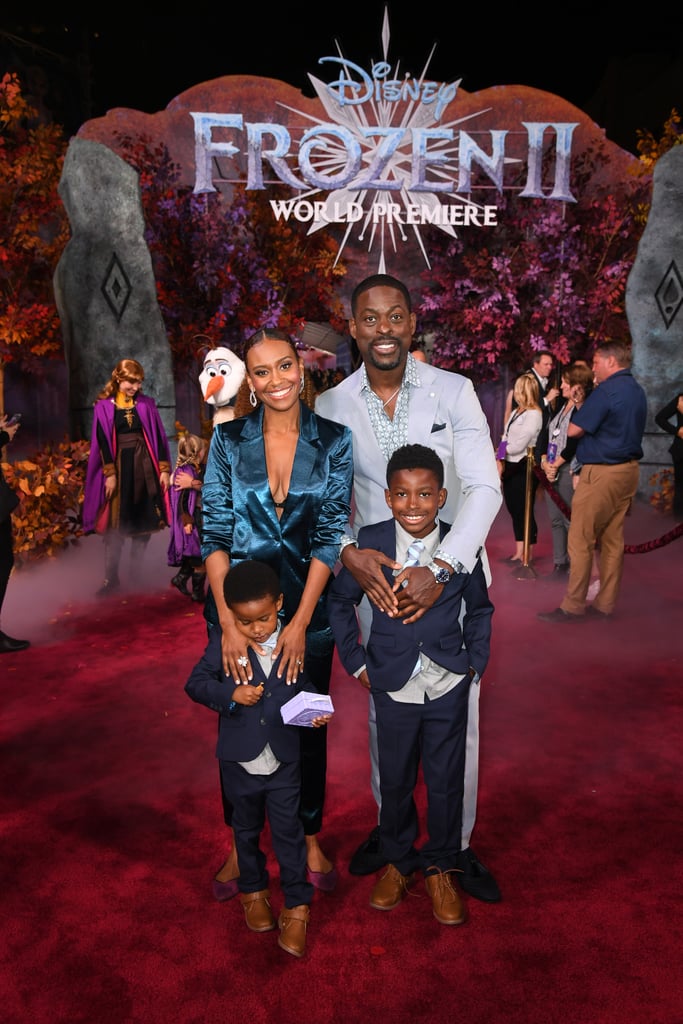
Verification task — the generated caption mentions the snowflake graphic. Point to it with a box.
[276,10,493,270]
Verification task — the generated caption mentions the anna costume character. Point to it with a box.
[82,359,171,596]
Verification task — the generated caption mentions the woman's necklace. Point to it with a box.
[115,393,135,427]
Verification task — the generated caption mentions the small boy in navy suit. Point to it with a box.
[327,444,493,925]
[185,560,332,957]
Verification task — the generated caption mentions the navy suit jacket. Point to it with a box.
[185,629,308,763]
[327,519,493,691]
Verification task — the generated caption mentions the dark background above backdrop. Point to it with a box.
[2,9,682,477]
[2,8,683,154]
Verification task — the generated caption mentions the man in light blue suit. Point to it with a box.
[316,273,503,901]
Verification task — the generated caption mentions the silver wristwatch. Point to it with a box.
[426,560,451,585]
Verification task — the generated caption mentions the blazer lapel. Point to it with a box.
[409,368,446,433]
[236,404,319,525]
[235,409,274,515]
[375,519,398,583]
[247,655,270,685]
[379,519,398,559]
[288,404,319,496]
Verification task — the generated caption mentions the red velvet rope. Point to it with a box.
[533,465,683,554]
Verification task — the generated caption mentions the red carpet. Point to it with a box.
[1,498,682,1024]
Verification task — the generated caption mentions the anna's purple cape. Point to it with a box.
[167,465,202,565]
[82,395,171,534]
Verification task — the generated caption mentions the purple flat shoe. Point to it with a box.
[212,876,239,902]
[307,865,338,892]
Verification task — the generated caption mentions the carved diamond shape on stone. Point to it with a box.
[101,253,132,322]
[655,260,683,329]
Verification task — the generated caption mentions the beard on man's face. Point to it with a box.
[365,338,406,372]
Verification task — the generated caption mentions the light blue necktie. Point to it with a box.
[403,538,425,568]
[398,538,425,588]
[401,538,425,679]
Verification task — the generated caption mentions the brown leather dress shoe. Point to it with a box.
[370,864,415,910]
[278,904,310,957]
[425,868,467,925]
[240,889,276,932]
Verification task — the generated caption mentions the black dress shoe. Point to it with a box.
[0,631,30,653]
[537,607,584,623]
[454,847,501,902]
[585,605,612,620]
[541,564,569,581]
[170,571,191,596]
[349,826,387,876]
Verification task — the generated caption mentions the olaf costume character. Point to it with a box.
[199,347,246,426]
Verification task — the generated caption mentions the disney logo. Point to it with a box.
[319,58,459,122]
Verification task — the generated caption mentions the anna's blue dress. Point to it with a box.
[201,401,353,834]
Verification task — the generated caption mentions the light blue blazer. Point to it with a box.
[201,402,353,633]
[315,358,502,579]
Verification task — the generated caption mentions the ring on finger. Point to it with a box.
[296,659,302,666]
[237,655,248,668]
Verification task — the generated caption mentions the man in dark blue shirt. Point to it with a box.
[538,340,647,622]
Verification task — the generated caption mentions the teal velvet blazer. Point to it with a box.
[201,403,353,633]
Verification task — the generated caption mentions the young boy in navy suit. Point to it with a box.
[327,444,493,925]
[185,560,332,957]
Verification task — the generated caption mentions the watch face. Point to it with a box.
[433,566,450,584]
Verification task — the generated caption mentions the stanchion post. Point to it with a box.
[513,445,537,580]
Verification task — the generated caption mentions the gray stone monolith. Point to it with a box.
[626,145,683,497]
[54,137,175,443]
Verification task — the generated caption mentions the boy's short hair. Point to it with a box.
[386,444,444,488]
[223,560,281,607]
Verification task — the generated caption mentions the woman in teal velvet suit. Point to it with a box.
[201,328,353,896]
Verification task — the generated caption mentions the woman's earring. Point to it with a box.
[299,375,305,394]
[249,386,257,408]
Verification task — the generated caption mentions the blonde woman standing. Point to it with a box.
[498,373,543,563]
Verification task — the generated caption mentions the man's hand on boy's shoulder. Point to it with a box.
[341,543,401,617]
[394,565,445,622]
[395,562,468,624]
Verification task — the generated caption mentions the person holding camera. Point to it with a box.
[0,412,29,653]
